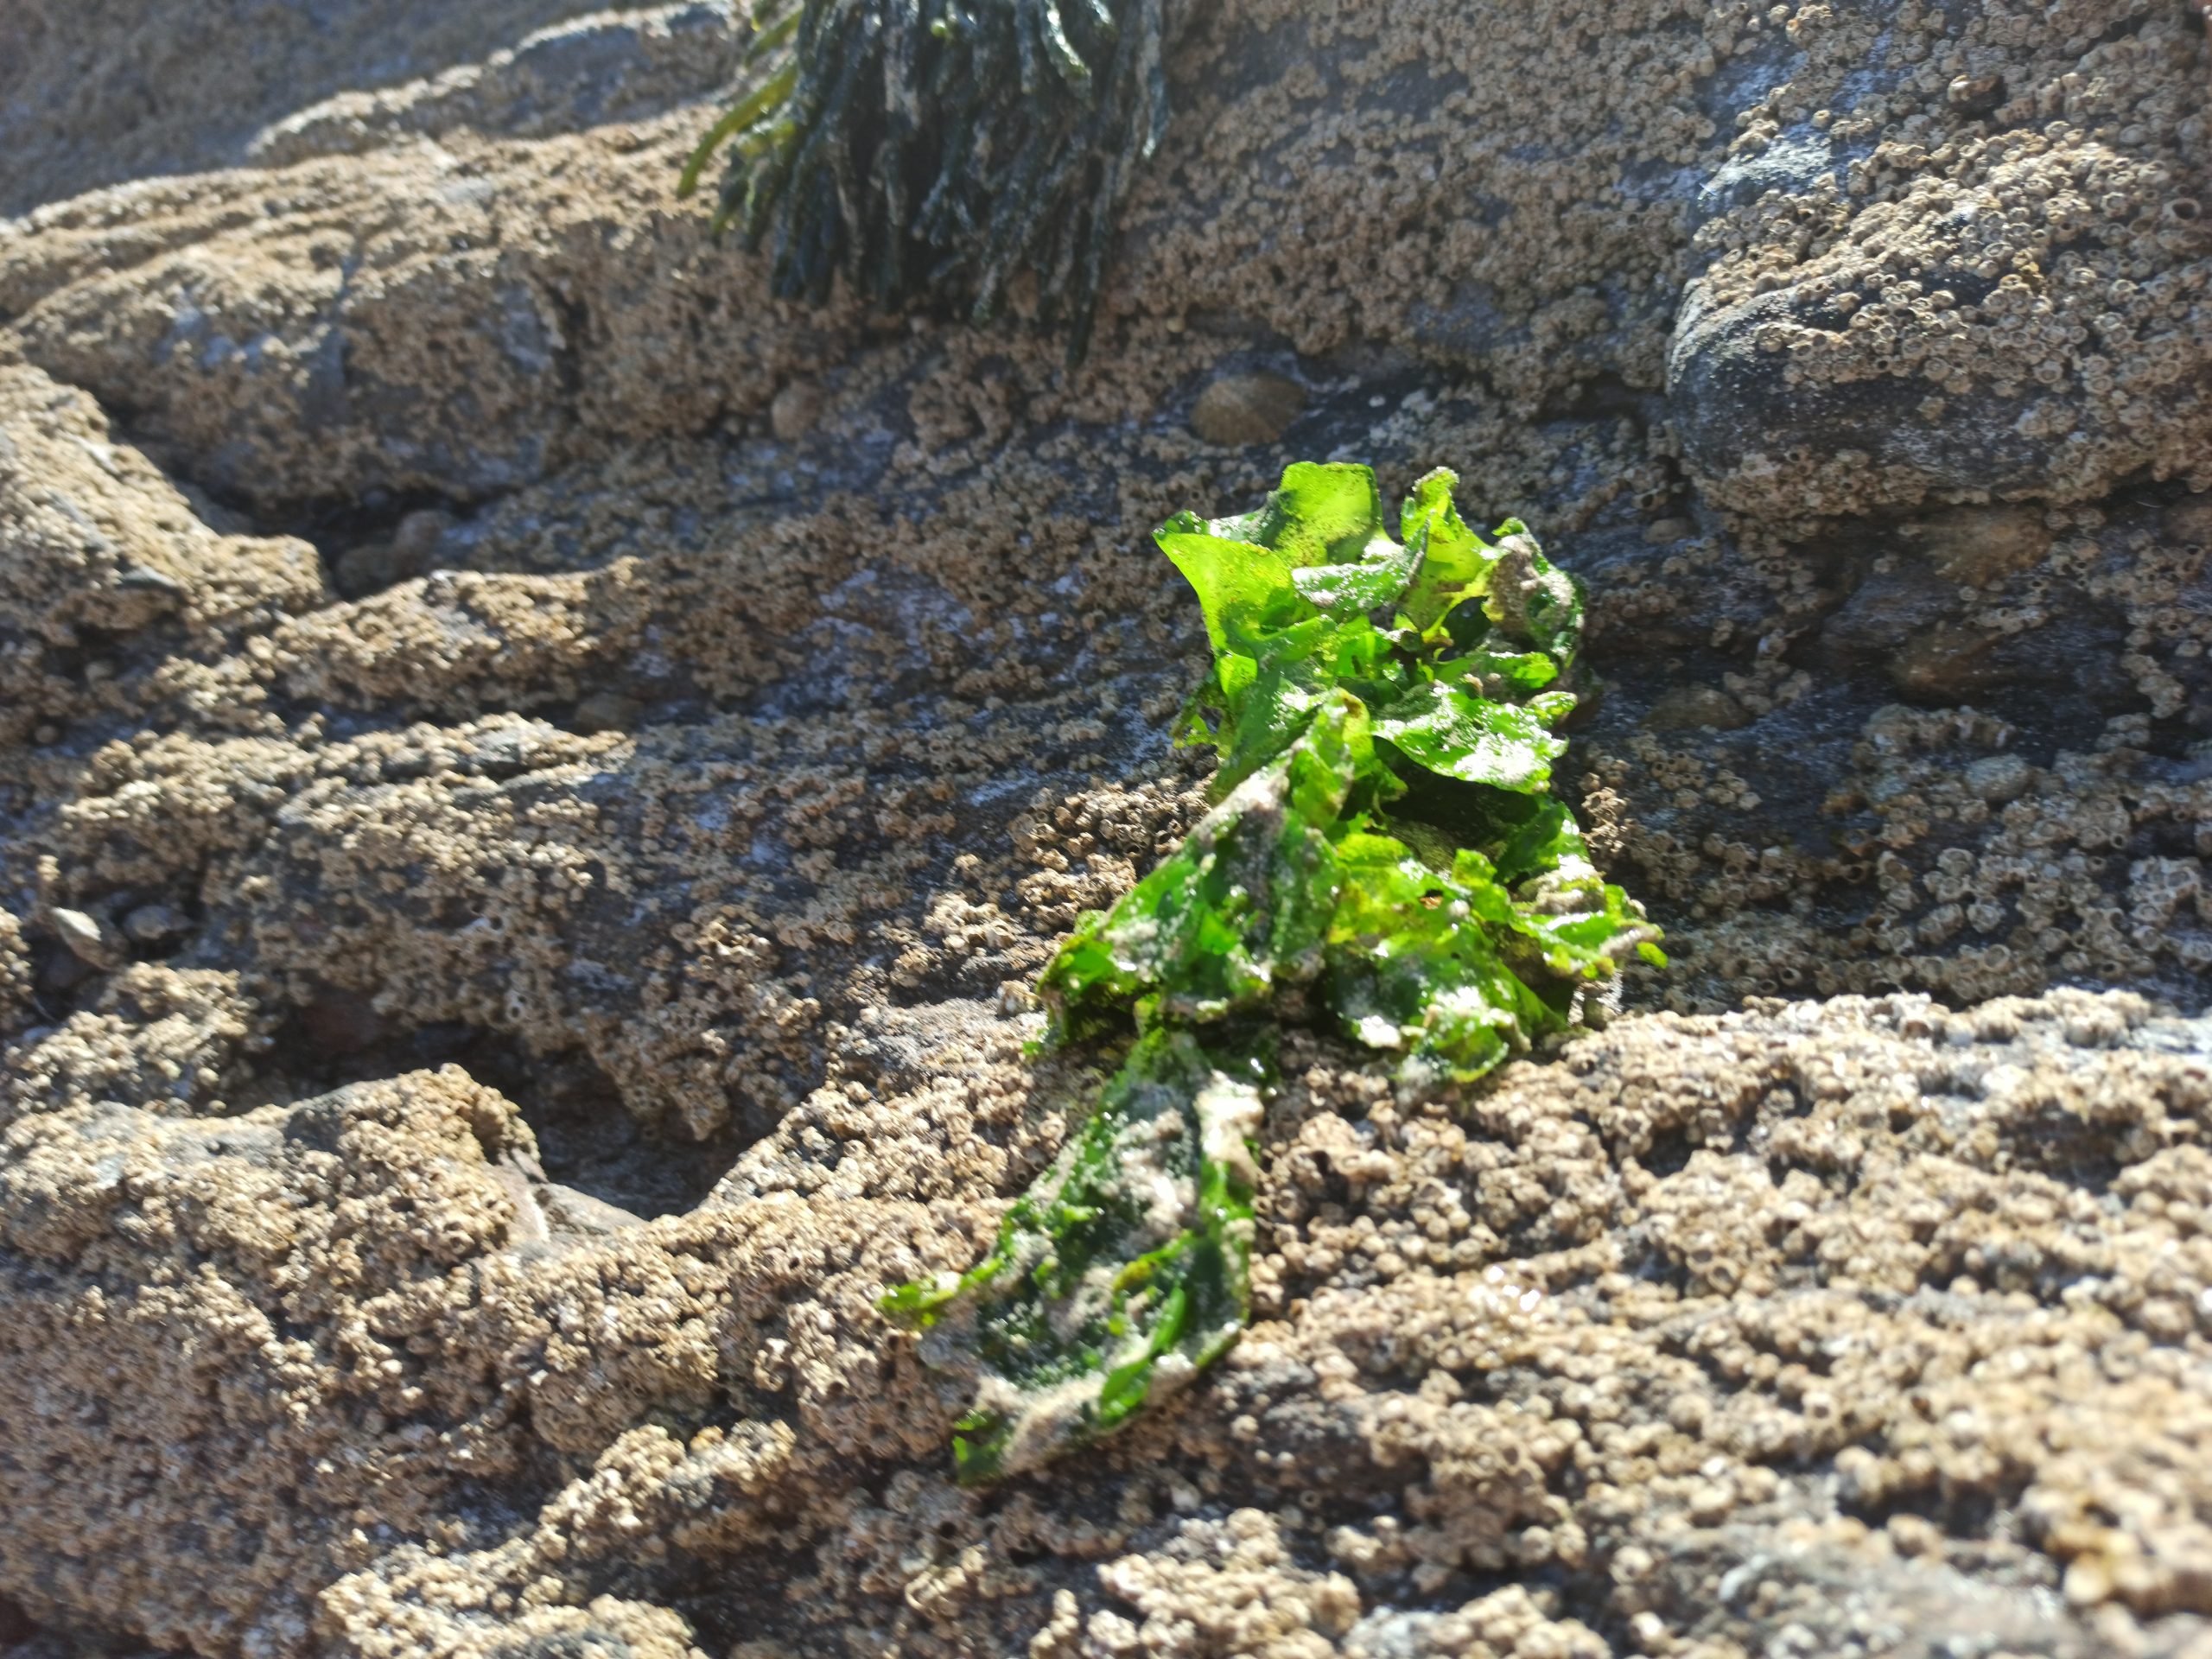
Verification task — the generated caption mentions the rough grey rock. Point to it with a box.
[246,3,744,167]
[3,3,2212,1657]
[0,0,624,218]
[1667,4,2212,522]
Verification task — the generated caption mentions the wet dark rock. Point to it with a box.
[120,904,189,945]
[1644,683,1752,732]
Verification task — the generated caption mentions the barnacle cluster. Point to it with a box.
[679,0,1169,359]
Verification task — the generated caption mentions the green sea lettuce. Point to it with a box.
[1046,460,1660,1062]
[1037,690,1366,1039]
[881,1028,1263,1483]
[887,461,1660,1481]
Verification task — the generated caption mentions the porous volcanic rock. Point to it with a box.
[2,2,2209,1656]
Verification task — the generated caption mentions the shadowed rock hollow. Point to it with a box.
[0,2,2209,1656]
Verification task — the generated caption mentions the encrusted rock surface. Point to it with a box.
[2,2,2209,1656]
[10,982,2212,1658]
[1669,2,2212,523]
[0,0,683,218]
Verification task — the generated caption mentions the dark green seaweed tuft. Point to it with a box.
[680,0,1169,362]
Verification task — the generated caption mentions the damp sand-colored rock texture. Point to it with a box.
[3,1,2211,1656]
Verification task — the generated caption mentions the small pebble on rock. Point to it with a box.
[391,507,453,566]
[1964,753,2035,804]
[1192,372,1305,447]
[115,563,187,601]
[574,692,643,734]
[771,381,827,442]
[1644,684,1751,732]
[334,540,404,599]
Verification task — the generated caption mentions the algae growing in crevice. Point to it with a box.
[679,0,1170,361]
[887,462,1661,1482]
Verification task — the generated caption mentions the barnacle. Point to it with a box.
[887,464,1660,1481]
[679,0,1171,361]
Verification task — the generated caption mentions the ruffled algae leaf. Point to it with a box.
[1370,679,1567,792]
[1397,466,1502,638]
[1323,846,1559,1084]
[885,461,1661,1482]
[882,1027,1264,1483]
[1037,691,1367,1042]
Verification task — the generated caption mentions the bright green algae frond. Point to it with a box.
[885,462,1660,1482]
[678,0,1168,361]
[1044,461,1661,1080]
